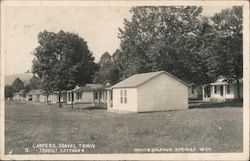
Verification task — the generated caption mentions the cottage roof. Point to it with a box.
[210,78,243,86]
[53,90,67,94]
[74,84,104,92]
[28,89,44,95]
[111,70,190,89]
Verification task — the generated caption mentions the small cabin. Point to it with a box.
[107,71,190,113]
[202,77,243,101]
[67,84,109,108]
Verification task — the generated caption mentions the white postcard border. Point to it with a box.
[1,0,249,160]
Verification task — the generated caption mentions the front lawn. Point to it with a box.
[5,101,243,154]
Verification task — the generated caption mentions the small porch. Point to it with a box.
[66,87,110,108]
[202,83,234,102]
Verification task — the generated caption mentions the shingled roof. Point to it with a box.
[111,70,190,89]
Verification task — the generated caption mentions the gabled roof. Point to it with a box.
[111,70,190,89]
[73,84,104,92]
[210,78,243,86]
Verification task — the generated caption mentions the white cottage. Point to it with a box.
[13,89,26,101]
[202,77,243,101]
[26,89,44,102]
[51,91,67,103]
[107,71,190,113]
[67,84,108,108]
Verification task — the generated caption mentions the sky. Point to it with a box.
[4,5,232,75]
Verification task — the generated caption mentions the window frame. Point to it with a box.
[124,90,127,104]
[120,90,123,103]
[94,92,98,100]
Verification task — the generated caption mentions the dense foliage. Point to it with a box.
[115,6,242,93]
[32,30,97,106]
[93,52,120,85]
[11,78,24,92]
[5,85,14,98]
[27,6,243,102]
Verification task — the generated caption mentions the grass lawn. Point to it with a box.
[5,101,243,154]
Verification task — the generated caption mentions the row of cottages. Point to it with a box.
[13,89,26,101]
[15,90,65,103]
[23,83,110,107]
[106,71,190,113]
[26,89,52,102]
[202,77,243,101]
[13,70,243,113]
[12,89,43,102]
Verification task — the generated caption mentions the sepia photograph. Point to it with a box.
[0,0,249,160]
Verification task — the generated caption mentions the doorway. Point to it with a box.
[220,85,223,96]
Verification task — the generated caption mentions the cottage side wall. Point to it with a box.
[51,93,67,103]
[233,83,243,99]
[81,91,94,103]
[137,73,188,112]
[226,85,236,99]
[112,88,138,112]
[39,94,47,102]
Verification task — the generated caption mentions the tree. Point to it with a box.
[5,85,14,99]
[210,6,243,99]
[117,6,210,85]
[93,51,120,85]
[29,76,42,89]
[24,84,31,94]
[12,77,24,92]
[32,30,98,107]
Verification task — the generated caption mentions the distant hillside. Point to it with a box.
[5,72,33,86]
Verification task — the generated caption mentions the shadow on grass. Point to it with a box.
[70,106,106,111]
[189,100,243,109]
[82,106,106,110]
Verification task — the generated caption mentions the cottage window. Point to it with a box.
[227,85,230,94]
[76,92,82,100]
[95,92,98,99]
[120,90,123,103]
[192,88,194,94]
[124,90,127,104]
[214,86,217,94]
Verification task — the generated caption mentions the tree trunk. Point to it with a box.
[59,90,62,107]
[46,94,49,105]
[236,79,241,100]
[71,91,74,109]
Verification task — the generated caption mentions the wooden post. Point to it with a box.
[92,92,95,107]
[223,85,226,101]
[71,90,74,109]
[98,91,100,103]
[202,86,205,101]
[107,90,110,109]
